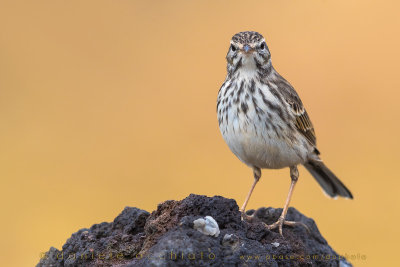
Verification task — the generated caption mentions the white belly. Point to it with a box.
[221,123,305,169]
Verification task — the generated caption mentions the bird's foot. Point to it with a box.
[240,210,255,222]
[265,216,310,236]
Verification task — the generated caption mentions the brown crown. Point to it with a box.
[231,31,264,45]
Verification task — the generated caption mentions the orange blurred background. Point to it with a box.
[1,1,399,266]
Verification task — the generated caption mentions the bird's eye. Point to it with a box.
[231,45,237,52]
[260,42,266,50]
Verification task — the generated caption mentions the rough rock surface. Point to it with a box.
[37,194,352,266]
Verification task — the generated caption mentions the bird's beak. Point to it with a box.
[241,45,253,54]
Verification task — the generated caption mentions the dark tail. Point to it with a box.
[304,160,353,199]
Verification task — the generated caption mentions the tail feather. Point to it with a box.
[304,160,353,199]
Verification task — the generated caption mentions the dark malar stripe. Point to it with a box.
[260,53,271,62]
[231,53,238,61]
[254,58,272,78]
[232,58,242,75]
[254,58,263,70]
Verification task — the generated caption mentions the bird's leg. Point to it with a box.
[266,166,309,235]
[240,167,261,221]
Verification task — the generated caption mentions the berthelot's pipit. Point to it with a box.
[217,31,353,235]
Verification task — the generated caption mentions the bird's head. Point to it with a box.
[226,31,271,76]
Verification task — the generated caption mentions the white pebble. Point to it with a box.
[271,242,280,247]
[193,216,220,237]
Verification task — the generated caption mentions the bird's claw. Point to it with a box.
[265,217,310,236]
[240,211,254,222]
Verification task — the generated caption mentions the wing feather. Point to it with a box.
[291,102,316,146]
[268,70,317,147]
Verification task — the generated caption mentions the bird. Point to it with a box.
[216,31,353,236]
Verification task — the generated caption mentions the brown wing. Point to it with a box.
[289,101,316,146]
[269,70,317,147]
